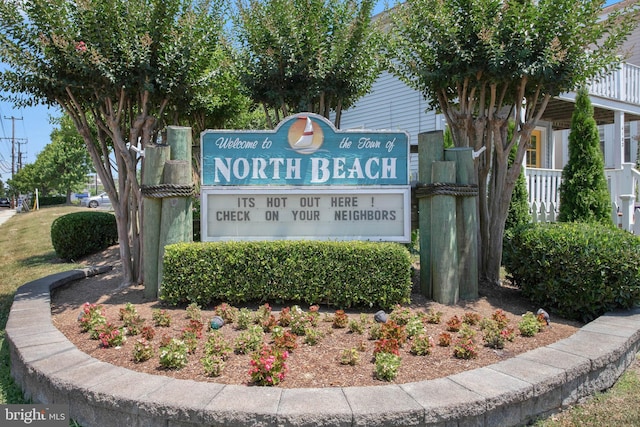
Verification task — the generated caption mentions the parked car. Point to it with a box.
[81,192,112,208]
[0,197,10,208]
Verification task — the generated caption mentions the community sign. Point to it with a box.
[200,112,410,242]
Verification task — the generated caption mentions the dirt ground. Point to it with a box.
[50,246,582,388]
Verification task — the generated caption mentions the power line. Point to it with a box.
[0,116,26,179]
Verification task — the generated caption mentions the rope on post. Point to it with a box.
[415,182,478,198]
[141,183,195,199]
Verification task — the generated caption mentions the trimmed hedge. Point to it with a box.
[50,211,118,261]
[161,240,412,310]
[503,222,640,322]
[40,196,67,206]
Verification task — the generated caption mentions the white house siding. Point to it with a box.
[337,70,443,180]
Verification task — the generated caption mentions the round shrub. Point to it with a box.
[503,222,640,322]
[51,211,118,261]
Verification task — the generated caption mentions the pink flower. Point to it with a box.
[75,41,87,52]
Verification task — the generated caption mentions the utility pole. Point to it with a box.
[2,116,25,179]
[1,116,26,209]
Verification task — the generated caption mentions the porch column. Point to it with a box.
[613,110,625,170]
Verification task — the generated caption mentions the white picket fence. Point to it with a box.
[526,164,640,234]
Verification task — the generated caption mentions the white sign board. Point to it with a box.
[202,187,410,242]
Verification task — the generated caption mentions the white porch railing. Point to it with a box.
[589,63,640,105]
[525,163,640,233]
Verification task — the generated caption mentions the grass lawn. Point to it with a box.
[1,205,639,427]
[0,205,82,404]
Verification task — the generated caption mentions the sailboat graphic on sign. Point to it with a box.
[293,116,314,148]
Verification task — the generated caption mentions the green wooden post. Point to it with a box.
[157,160,192,289]
[445,148,478,300]
[418,131,444,298]
[166,126,194,242]
[431,161,459,305]
[142,145,170,299]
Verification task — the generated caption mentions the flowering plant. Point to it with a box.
[249,345,289,386]
[78,302,106,336]
[159,338,188,370]
[374,351,401,381]
[340,348,360,365]
[453,338,478,359]
[332,310,349,328]
[132,338,154,362]
[374,338,400,356]
[152,309,172,327]
[410,334,434,356]
[446,315,463,332]
[97,322,125,348]
[438,332,452,347]
[273,330,298,352]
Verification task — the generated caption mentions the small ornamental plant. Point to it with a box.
[453,338,478,359]
[446,315,463,332]
[273,330,298,352]
[132,338,154,362]
[438,332,452,347]
[122,313,145,336]
[380,320,407,345]
[255,303,272,326]
[340,348,360,365]
[234,325,265,354]
[204,331,232,360]
[491,309,509,329]
[389,305,412,326]
[374,352,401,381]
[289,307,314,335]
[462,312,482,326]
[152,309,172,327]
[186,303,202,321]
[348,313,369,335]
[518,312,543,337]
[368,323,382,340]
[159,338,188,370]
[119,302,138,321]
[308,305,320,326]
[201,354,226,377]
[332,310,349,328]
[458,324,476,341]
[249,345,289,386]
[181,331,199,354]
[410,334,434,356]
[141,326,156,341]
[278,307,292,327]
[481,320,507,349]
[425,309,443,324]
[78,302,106,336]
[405,316,426,338]
[214,303,238,324]
[373,338,401,356]
[303,327,323,345]
[97,322,126,348]
[236,308,253,330]
[261,314,278,333]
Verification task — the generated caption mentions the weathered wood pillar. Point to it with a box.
[142,145,170,299]
[445,148,478,300]
[430,161,459,305]
[418,131,444,298]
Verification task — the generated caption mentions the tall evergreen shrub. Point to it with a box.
[558,88,612,225]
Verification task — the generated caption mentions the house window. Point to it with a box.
[526,130,542,168]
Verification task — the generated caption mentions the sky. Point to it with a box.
[0,0,624,181]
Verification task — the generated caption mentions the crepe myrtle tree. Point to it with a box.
[0,0,241,285]
[388,0,637,285]
[234,0,384,128]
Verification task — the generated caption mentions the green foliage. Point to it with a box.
[50,211,117,261]
[374,352,401,381]
[506,122,531,232]
[39,196,67,206]
[558,87,613,225]
[161,241,412,309]
[503,222,640,322]
[234,0,383,125]
[387,0,637,284]
[159,338,189,370]
[518,312,543,337]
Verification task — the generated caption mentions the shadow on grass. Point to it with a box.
[0,291,26,404]
[18,251,60,268]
